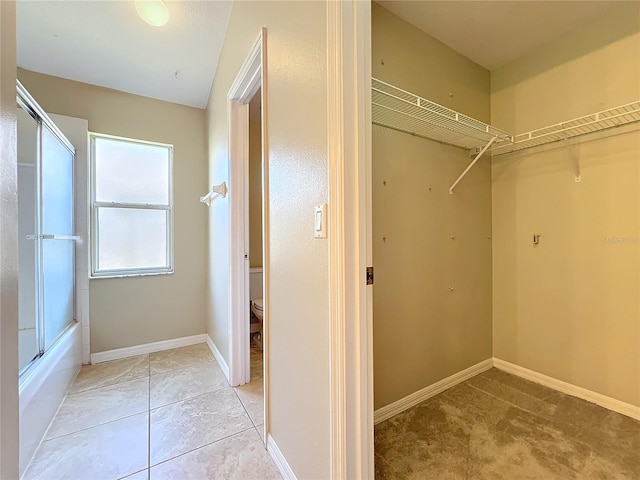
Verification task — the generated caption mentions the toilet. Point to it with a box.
[249,268,263,349]
[251,298,263,322]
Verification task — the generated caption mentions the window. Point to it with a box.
[90,133,173,277]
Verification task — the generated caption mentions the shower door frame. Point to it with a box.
[17,81,78,379]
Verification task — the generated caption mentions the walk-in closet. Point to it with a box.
[371,2,640,478]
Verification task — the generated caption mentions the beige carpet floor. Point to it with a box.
[375,368,640,479]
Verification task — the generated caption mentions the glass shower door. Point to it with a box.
[17,83,77,378]
[40,124,76,349]
[17,103,39,372]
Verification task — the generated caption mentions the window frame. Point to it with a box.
[89,132,174,279]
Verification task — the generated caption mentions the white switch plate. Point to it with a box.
[314,204,327,238]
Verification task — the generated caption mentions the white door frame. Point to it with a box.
[327,1,373,478]
[228,5,372,476]
[228,30,267,394]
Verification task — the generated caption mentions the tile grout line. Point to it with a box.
[232,384,259,427]
[149,425,258,470]
[68,373,150,396]
[150,383,230,411]
[76,345,215,395]
[28,349,224,480]
[149,384,235,415]
[69,355,151,395]
[130,351,219,479]
[149,358,220,378]
[69,373,149,396]
[43,409,150,442]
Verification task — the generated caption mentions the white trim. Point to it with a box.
[374,359,494,425]
[258,29,271,442]
[19,323,81,411]
[327,1,373,478]
[227,97,249,387]
[266,434,297,480]
[227,29,265,388]
[493,358,640,421]
[327,1,346,478]
[89,133,174,279]
[356,2,374,476]
[206,334,230,381]
[89,334,207,364]
[49,113,91,366]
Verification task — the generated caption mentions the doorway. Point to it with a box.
[228,29,269,441]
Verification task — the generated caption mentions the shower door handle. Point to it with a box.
[42,234,81,241]
[26,234,81,241]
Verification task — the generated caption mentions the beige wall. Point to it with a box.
[372,2,490,123]
[206,2,330,477]
[491,3,640,407]
[249,114,262,268]
[372,3,493,409]
[18,69,209,353]
[0,1,20,477]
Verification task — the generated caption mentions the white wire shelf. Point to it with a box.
[491,101,640,155]
[372,77,640,192]
[372,78,512,151]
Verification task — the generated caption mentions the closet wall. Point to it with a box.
[491,3,640,407]
[372,3,493,409]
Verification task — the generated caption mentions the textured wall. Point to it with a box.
[372,3,493,409]
[18,69,209,353]
[491,3,640,406]
[0,1,20,477]
[205,2,330,477]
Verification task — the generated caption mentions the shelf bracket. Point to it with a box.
[563,137,581,183]
[449,136,498,194]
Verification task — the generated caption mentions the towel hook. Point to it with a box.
[200,182,228,206]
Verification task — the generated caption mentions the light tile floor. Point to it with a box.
[24,343,280,480]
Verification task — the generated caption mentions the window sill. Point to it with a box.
[90,269,174,280]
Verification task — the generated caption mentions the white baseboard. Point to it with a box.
[90,333,208,364]
[266,433,297,480]
[493,358,640,421]
[374,358,493,425]
[206,335,230,382]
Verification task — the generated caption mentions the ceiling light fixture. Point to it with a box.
[135,0,170,27]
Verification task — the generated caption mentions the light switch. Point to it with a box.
[314,204,327,238]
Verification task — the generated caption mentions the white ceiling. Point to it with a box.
[17,1,622,109]
[17,0,233,108]
[377,1,618,70]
